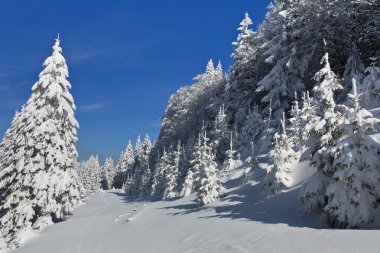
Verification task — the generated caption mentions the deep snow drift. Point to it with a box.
[7,164,380,253]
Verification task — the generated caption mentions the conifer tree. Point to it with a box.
[255,1,308,120]
[163,141,181,199]
[113,140,134,189]
[338,44,365,102]
[101,156,115,190]
[288,92,302,152]
[196,131,223,206]
[151,149,170,197]
[180,134,203,197]
[300,49,343,213]
[307,49,343,175]
[294,92,319,152]
[231,12,255,65]
[224,12,258,127]
[0,36,82,248]
[80,155,101,194]
[133,135,143,165]
[211,105,230,163]
[240,105,265,147]
[362,57,380,109]
[325,80,380,228]
[265,113,297,195]
[130,134,152,195]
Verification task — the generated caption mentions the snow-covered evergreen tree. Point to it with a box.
[163,141,181,199]
[231,12,255,64]
[137,134,153,196]
[325,80,380,228]
[338,44,365,102]
[240,105,265,149]
[0,36,82,248]
[306,49,343,175]
[288,92,302,152]
[299,172,329,213]
[362,57,380,109]
[300,49,343,213]
[255,1,310,120]
[113,140,134,189]
[180,134,203,197]
[211,105,230,163]
[195,131,223,206]
[294,92,319,152]
[101,157,115,190]
[151,149,170,197]
[224,11,259,128]
[265,113,297,195]
[80,155,101,194]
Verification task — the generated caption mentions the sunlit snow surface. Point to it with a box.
[7,163,380,253]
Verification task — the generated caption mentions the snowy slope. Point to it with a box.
[8,165,380,253]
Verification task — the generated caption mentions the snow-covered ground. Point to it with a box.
[8,165,380,253]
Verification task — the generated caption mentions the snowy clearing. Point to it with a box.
[8,186,380,253]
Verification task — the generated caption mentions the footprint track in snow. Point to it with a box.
[114,204,146,223]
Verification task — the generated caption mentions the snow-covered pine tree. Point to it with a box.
[0,109,23,178]
[196,131,223,206]
[325,79,380,228]
[240,105,265,150]
[138,134,153,196]
[288,92,302,152]
[307,49,343,175]
[296,91,319,152]
[211,104,230,163]
[338,44,365,102]
[232,12,255,65]
[80,155,101,194]
[299,49,343,213]
[151,149,170,197]
[224,12,258,128]
[256,1,310,121]
[113,140,134,189]
[100,156,115,190]
[265,113,297,195]
[258,99,277,153]
[221,131,242,178]
[163,141,181,199]
[362,57,380,109]
[127,135,145,195]
[0,36,83,248]
[243,141,259,183]
[225,131,236,162]
[180,133,204,197]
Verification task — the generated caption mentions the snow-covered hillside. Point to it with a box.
[0,0,379,251]
[7,164,380,253]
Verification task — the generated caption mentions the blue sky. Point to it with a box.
[0,0,271,162]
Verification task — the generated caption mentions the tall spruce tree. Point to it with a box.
[101,156,115,190]
[113,140,134,189]
[325,80,380,228]
[363,57,380,109]
[138,134,153,196]
[79,155,101,194]
[0,36,83,248]
[300,49,343,213]
[195,131,223,206]
[163,141,181,199]
[151,149,170,197]
[265,113,297,195]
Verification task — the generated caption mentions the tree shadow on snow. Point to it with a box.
[161,182,328,229]
[110,191,152,204]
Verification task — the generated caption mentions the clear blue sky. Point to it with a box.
[0,0,271,162]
